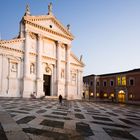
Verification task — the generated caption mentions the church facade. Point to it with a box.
[0,4,84,99]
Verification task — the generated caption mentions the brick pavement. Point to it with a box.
[0,98,140,140]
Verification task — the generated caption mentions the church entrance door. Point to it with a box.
[118,90,126,103]
[43,75,51,96]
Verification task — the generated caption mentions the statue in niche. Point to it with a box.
[30,63,35,74]
[61,69,65,79]
[11,63,17,72]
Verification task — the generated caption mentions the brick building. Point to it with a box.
[83,69,140,103]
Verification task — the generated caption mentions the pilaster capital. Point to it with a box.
[25,29,30,34]
[56,41,62,46]
[66,44,72,49]
[37,34,43,40]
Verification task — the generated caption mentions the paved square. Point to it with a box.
[0,98,140,140]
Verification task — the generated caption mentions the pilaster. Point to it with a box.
[23,30,31,97]
[56,41,61,96]
[37,34,43,79]
[24,30,30,78]
[65,44,71,98]
[36,34,44,97]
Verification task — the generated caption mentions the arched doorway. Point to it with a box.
[43,63,52,96]
[118,90,126,103]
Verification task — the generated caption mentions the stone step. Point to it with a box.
[45,96,58,99]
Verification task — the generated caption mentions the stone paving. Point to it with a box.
[0,98,140,140]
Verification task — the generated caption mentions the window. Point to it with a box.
[110,93,114,97]
[90,81,93,86]
[110,80,114,86]
[122,76,126,86]
[96,81,100,86]
[103,81,107,87]
[117,76,126,86]
[129,78,134,86]
[117,76,121,86]
[96,93,100,97]
[104,93,107,97]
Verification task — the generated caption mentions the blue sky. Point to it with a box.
[0,0,140,75]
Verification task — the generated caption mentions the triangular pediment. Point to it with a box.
[24,15,74,39]
[70,52,84,67]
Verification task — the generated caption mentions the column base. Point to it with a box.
[36,79,44,98]
[23,77,32,98]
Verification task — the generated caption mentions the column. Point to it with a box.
[56,41,61,96]
[36,34,44,97]
[1,55,8,95]
[53,64,57,96]
[23,30,31,97]
[24,30,30,78]
[37,34,42,79]
[65,45,71,98]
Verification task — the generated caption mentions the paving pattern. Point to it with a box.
[0,98,140,140]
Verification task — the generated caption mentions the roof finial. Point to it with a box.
[25,4,30,16]
[67,24,70,31]
[80,55,83,62]
[48,2,53,15]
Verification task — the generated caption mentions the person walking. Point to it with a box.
[59,94,63,105]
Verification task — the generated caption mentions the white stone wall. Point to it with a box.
[0,12,84,100]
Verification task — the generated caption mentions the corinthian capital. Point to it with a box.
[56,41,62,46]
[37,34,43,40]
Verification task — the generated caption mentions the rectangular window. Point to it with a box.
[90,81,93,86]
[122,76,126,86]
[129,79,134,86]
[117,76,121,86]
[103,81,107,87]
[110,80,114,86]
[96,81,100,86]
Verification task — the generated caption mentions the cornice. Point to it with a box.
[24,18,74,41]
[61,60,66,64]
[0,45,23,53]
[42,55,56,61]
[29,52,37,56]
[70,62,84,67]
[70,51,85,67]
[0,38,25,44]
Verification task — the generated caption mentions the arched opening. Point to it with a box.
[118,90,126,103]
[43,64,52,96]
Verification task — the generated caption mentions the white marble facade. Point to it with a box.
[0,4,84,100]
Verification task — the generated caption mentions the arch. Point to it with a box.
[118,90,126,103]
